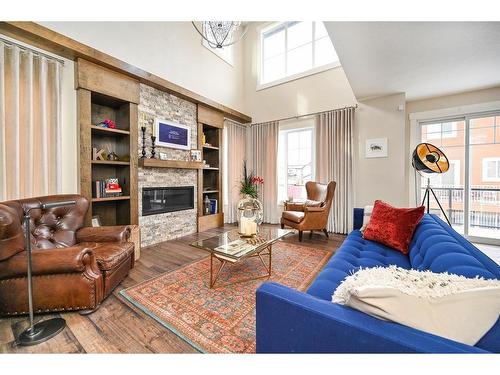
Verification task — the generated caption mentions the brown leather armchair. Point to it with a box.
[0,194,134,316]
[281,181,336,241]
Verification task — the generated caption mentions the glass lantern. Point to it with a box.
[237,195,263,237]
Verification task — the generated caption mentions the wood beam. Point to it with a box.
[0,21,252,124]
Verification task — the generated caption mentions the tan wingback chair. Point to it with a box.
[280,181,336,241]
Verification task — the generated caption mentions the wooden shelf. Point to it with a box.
[92,160,130,166]
[203,144,219,150]
[139,158,204,169]
[91,125,130,136]
[203,167,219,170]
[203,190,219,194]
[92,196,131,203]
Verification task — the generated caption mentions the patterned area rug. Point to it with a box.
[120,241,332,353]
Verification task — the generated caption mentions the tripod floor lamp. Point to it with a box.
[412,142,452,226]
[16,199,76,346]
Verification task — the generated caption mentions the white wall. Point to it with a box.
[355,93,408,207]
[40,22,245,113]
[242,23,356,123]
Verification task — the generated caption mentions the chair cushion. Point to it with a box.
[363,200,425,254]
[79,241,134,271]
[307,230,411,301]
[282,211,305,223]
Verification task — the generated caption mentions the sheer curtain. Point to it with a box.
[250,121,280,224]
[0,41,62,201]
[223,118,247,223]
[316,107,355,234]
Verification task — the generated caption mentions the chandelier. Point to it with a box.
[192,21,247,48]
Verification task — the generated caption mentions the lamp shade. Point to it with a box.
[412,143,449,174]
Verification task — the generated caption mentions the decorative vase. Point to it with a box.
[237,194,263,237]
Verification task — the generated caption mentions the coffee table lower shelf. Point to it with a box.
[209,244,272,289]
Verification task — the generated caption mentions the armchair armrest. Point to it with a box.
[256,282,487,353]
[284,202,305,212]
[304,206,325,213]
[76,225,130,243]
[0,245,99,280]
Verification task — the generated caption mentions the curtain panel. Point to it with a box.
[250,121,280,224]
[316,108,355,234]
[223,119,247,223]
[0,41,62,201]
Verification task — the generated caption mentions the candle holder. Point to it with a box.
[237,194,263,237]
[140,126,147,158]
[150,135,156,159]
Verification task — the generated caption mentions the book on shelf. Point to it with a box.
[209,198,217,215]
[92,178,124,198]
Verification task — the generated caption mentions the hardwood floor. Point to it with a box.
[0,224,345,354]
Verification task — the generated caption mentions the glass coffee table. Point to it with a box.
[190,228,293,288]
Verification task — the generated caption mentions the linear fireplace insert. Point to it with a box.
[142,186,194,216]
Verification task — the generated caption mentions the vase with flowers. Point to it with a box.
[238,161,264,236]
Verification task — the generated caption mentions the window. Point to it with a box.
[425,122,458,140]
[259,22,339,87]
[278,121,315,202]
[483,158,500,182]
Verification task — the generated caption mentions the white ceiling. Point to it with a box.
[324,22,500,101]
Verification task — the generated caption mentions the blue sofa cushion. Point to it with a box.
[307,230,411,301]
[409,215,500,280]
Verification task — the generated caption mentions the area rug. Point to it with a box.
[119,241,332,353]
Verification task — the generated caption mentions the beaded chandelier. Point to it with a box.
[192,21,247,48]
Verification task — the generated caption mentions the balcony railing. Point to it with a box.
[421,186,500,229]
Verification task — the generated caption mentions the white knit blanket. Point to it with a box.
[332,266,500,345]
[333,265,500,303]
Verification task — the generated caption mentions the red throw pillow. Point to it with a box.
[363,200,425,254]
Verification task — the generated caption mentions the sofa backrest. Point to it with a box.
[0,194,89,253]
[409,214,500,280]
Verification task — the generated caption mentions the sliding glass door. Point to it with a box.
[419,112,500,244]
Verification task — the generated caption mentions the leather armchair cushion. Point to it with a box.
[0,245,97,280]
[305,200,324,208]
[282,211,305,223]
[79,242,134,271]
[76,225,131,243]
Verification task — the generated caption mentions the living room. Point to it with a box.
[1,0,500,373]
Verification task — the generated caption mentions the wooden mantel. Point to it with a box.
[139,158,204,170]
[0,21,252,124]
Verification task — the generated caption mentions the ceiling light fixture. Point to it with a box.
[192,21,247,49]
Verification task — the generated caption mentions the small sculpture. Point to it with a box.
[150,135,156,159]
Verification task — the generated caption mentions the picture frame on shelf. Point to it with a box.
[91,215,102,227]
[190,149,202,162]
[154,118,191,150]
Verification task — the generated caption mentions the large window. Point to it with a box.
[278,121,315,202]
[418,114,500,242]
[259,22,339,87]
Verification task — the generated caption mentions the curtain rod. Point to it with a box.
[250,104,358,126]
[0,36,65,66]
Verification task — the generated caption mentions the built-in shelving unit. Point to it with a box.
[197,104,224,232]
[77,59,139,227]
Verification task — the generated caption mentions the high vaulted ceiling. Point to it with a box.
[324,22,500,101]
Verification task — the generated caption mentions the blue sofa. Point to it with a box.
[256,209,500,353]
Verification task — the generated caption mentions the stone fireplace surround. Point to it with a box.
[138,84,199,247]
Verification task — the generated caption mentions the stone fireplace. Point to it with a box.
[138,84,198,247]
[142,186,195,216]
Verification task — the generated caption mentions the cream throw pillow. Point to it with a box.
[332,266,500,346]
[360,205,373,232]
